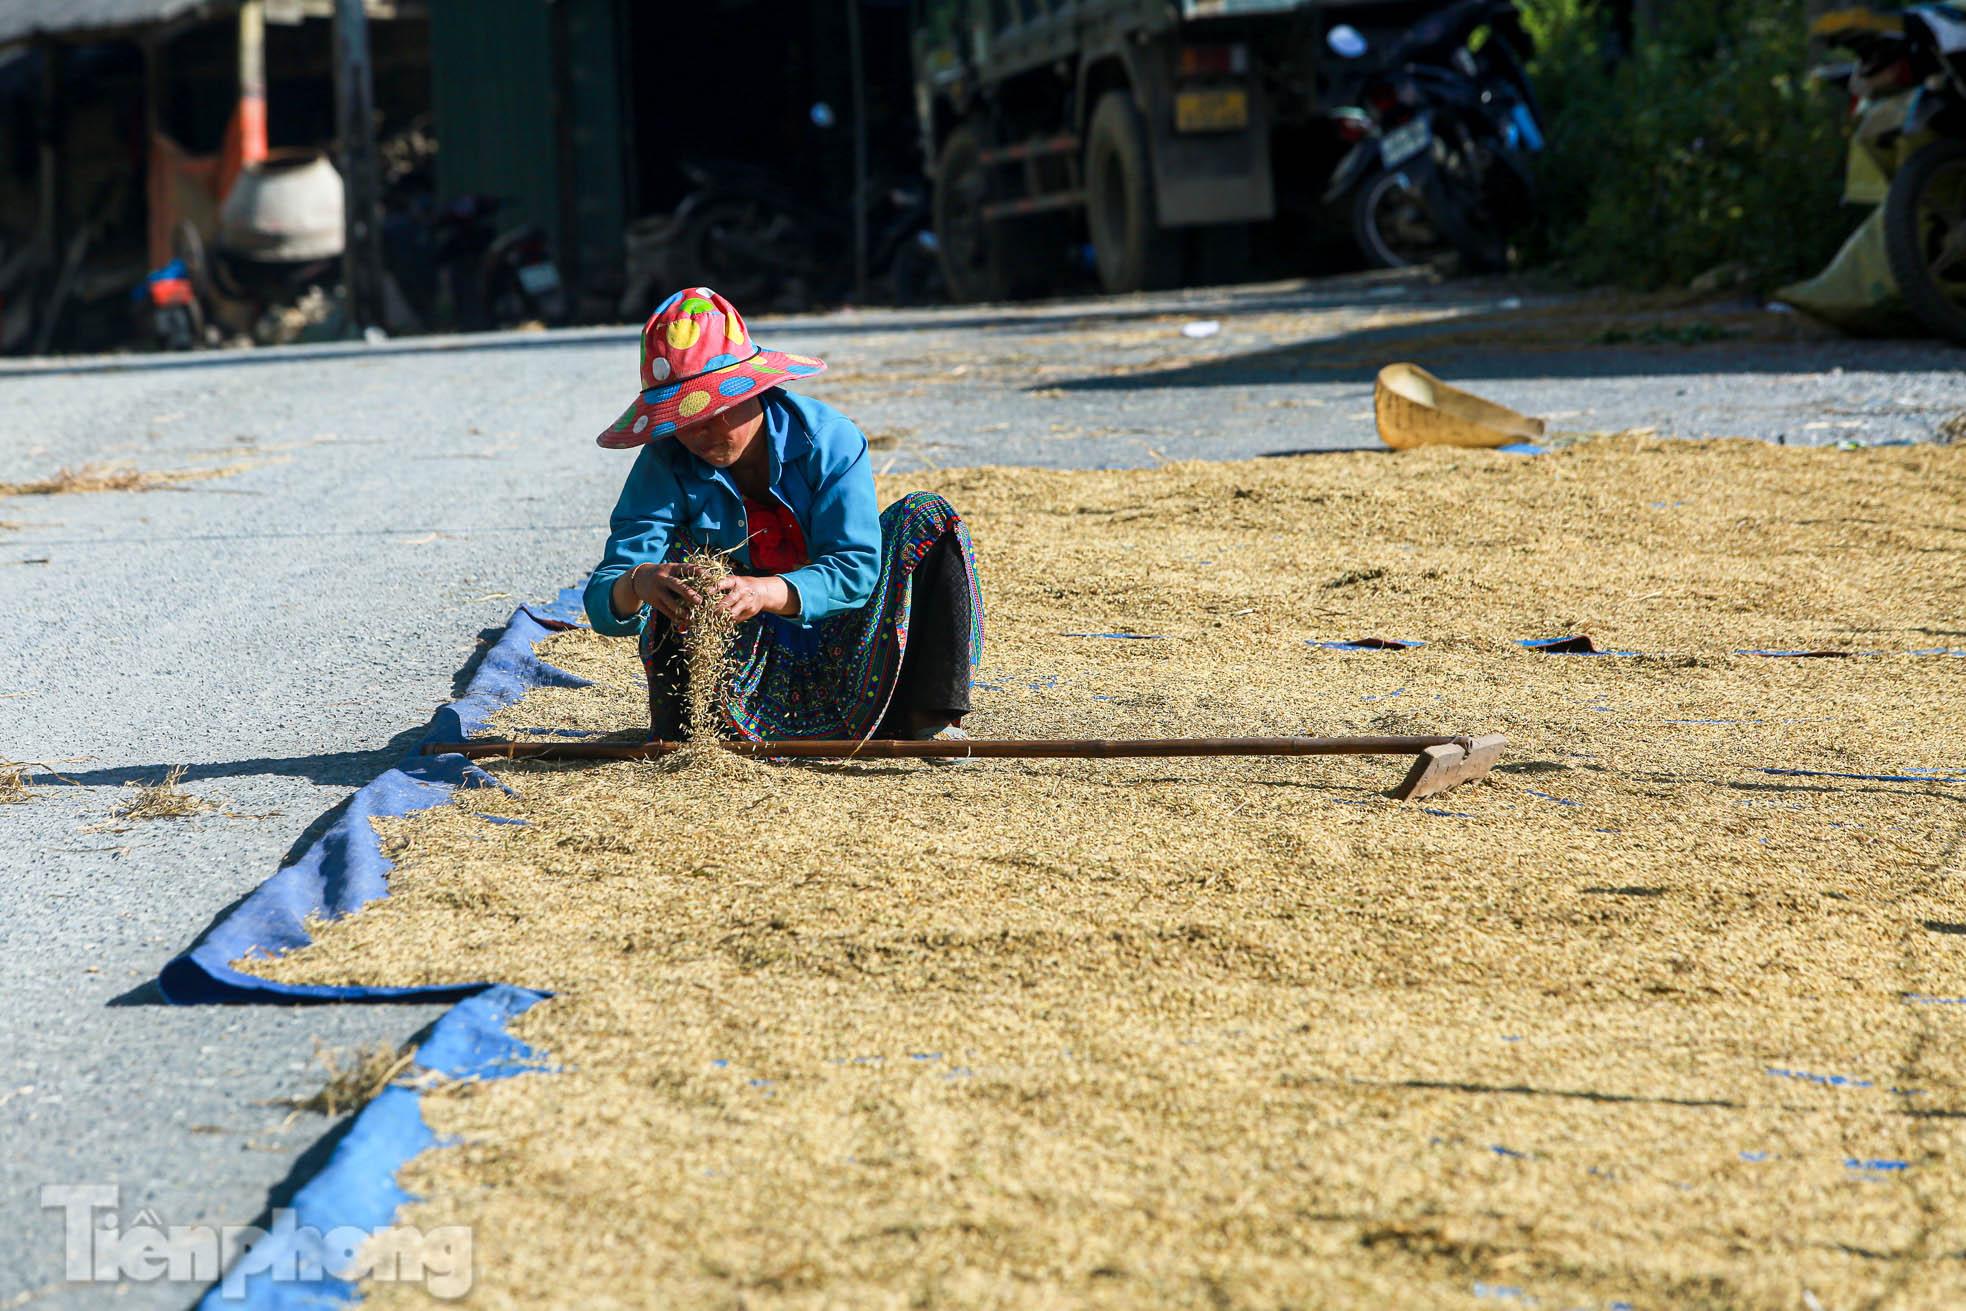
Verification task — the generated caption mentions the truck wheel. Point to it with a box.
[934,127,1061,302]
[1085,91,1179,295]
[934,125,1019,303]
[1883,138,1966,344]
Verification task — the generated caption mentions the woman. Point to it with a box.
[584,287,984,745]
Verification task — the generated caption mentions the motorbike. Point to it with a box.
[1323,104,1452,269]
[486,221,569,327]
[422,194,568,332]
[132,259,205,352]
[374,115,572,336]
[621,104,944,315]
[1321,0,1544,272]
[1881,2,1966,341]
[657,160,838,310]
[663,164,941,312]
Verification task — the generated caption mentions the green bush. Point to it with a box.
[1518,0,1855,289]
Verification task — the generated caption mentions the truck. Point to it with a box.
[909,0,1447,299]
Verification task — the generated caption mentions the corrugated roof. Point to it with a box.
[0,0,416,48]
[0,0,234,48]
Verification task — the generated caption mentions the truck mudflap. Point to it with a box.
[1138,51,1276,226]
[1154,128,1275,226]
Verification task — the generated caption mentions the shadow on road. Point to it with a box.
[1033,308,1947,391]
[0,270,1467,379]
[92,618,522,1010]
[54,620,512,799]
[48,736,431,793]
[5,269,1950,389]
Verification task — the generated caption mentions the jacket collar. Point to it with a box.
[764,388,811,465]
[679,390,806,500]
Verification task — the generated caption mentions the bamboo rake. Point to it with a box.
[420,734,1508,800]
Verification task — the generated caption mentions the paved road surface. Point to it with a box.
[0,273,1958,1306]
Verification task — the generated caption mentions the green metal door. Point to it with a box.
[429,0,626,305]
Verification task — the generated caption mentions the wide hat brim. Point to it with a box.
[596,348,827,448]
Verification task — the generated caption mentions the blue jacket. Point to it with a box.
[583,388,880,637]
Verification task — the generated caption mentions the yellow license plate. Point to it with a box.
[1174,88,1249,133]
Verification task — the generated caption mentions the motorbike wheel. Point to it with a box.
[1084,92,1180,295]
[1351,169,1449,269]
[1425,135,1514,273]
[1883,137,1966,344]
[674,195,809,309]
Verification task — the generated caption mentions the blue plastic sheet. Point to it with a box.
[1310,637,1425,652]
[1519,636,1638,657]
[1757,766,1964,784]
[522,583,589,630]
[158,602,591,1005]
[1738,648,1960,658]
[196,985,548,1309]
[159,593,586,1308]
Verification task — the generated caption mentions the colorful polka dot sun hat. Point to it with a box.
[597,286,827,448]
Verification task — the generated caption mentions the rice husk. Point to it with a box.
[246,438,1966,1309]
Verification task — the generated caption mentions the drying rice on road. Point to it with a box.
[250,437,1966,1309]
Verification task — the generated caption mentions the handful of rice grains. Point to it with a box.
[676,549,738,746]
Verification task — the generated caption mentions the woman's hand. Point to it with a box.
[714,574,797,623]
[614,562,704,629]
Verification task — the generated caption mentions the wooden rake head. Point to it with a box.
[1390,734,1509,801]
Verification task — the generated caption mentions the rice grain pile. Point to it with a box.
[247,438,1966,1310]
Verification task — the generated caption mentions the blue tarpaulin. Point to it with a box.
[1519,635,1639,657]
[1311,637,1425,652]
[195,985,549,1310]
[158,587,591,1004]
[162,586,589,1308]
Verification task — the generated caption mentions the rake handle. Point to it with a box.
[421,735,1474,762]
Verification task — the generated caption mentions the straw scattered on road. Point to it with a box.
[114,765,214,821]
[0,462,249,499]
[282,1041,419,1123]
[0,764,31,804]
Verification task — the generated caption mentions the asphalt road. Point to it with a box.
[0,272,1959,1307]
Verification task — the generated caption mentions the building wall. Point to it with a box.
[559,0,626,305]
[428,0,624,308]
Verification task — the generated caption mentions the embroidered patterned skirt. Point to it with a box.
[639,492,985,741]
